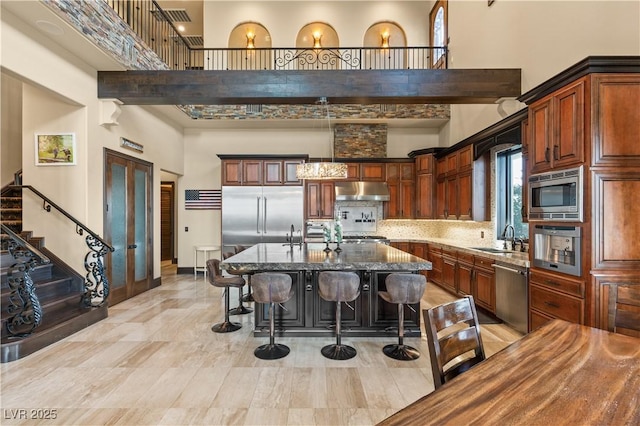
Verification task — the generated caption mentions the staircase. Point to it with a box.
[1,186,22,233]
[1,185,108,363]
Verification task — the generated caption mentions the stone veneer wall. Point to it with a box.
[334,124,387,158]
[42,0,168,70]
[179,104,450,121]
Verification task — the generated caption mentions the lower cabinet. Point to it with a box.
[457,252,474,296]
[474,261,496,313]
[528,269,585,331]
[441,248,457,294]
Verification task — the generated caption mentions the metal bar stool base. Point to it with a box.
[254,343,290,360]
[211,321,242,333]
[383,344,420,361]
[228,306,253,316]
[321,344,357,360]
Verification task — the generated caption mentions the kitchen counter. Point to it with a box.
[391,238,530,268]
[221,243,431,338]
[221,242,432,272]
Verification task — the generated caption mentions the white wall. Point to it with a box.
[445,0,640,144]
[203,1,430,47]
[2,9,185,279]
[1,73,23,186]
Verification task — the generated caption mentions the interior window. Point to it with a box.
[496,148,528,242]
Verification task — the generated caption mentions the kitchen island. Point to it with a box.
[221,243,432,337]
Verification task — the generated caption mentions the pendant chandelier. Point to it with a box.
[296,97,348,180]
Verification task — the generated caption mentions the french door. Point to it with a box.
[104,149,153,305]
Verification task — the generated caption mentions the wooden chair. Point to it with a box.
[423,295,486,389]
[607,283,640,338]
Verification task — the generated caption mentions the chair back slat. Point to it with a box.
[438,327,483,367]
[609,284,640,338]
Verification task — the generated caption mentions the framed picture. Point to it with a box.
[35,133,76,166]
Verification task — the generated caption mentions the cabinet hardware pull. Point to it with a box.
[544,279,559,286]
[545,147,550,162]
[362,284,370,291]
[306,284,313,291]
[544,301,559,308]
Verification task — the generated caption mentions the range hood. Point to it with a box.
[334,181,390,201]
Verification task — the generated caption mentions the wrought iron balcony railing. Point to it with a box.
[106,0,447,71]
[187,46,448,71]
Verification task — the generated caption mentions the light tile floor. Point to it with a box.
[0,262,522,425]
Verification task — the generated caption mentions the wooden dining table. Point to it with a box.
[378,319,640,425]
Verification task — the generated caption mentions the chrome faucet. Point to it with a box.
[501,224,515,250]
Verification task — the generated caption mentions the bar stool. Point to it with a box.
[207,259,245,333]
[318,271,361,360]
[235,245,254,303]
[222,252,253,316]
[379,273,427,361]
[251,272,294,360]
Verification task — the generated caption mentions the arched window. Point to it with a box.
[430,0,448,69]
[363,21,406,69]
[227,22,272,70]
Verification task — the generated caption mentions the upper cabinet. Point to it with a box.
[220,156,306,186]
[435,145,488,221]
[529,78,586,174]
[385,162,415,219]
[415,154,435,219]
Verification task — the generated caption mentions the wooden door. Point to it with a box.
[105,150,153,305]
[160,182,174,262]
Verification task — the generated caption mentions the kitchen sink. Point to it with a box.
[469,247,514,254]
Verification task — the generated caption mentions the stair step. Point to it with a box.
[1,290,86,337]
[1,261,55,286]
[1,304,108,363]
[1,275,81,311]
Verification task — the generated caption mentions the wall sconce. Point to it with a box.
[381,31,390,49]
[313,31,323,49]
[246,32,256,49]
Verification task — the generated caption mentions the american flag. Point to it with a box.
[185,189,221,210]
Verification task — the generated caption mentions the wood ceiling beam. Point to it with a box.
[97,69,521,105]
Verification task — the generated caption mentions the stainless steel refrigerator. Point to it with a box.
[221,186,304,253]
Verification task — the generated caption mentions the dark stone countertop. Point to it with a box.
[220,243,432,272]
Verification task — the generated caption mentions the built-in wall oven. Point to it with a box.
[528,165,583,221]
[532,225,582,277]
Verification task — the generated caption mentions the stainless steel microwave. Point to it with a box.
[528,166,583,222]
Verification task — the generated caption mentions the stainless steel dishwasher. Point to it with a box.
[493,263,528,333]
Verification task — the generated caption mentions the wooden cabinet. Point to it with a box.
[385,162,415,219]
[305,181,335,219]
[345,163,360,181]
[360,163,386,181]
[415,154,435,219]
[427,244,443,286]
[457,252,474,296]
[529,269,584,330]
[221,157,305,186]
[474,256,496,313]
[435,146,488,221]
[529,78,586,174]
[441,248,457,294]
[521,118,530,222]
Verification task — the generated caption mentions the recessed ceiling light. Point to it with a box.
[177,25,186,32]
[35,20,64,36]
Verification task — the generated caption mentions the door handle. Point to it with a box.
[127,244,137,249]
[256,196,260,233]
[263,197,267,233]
